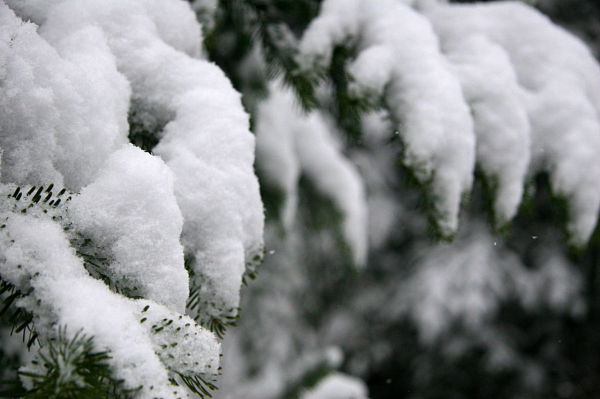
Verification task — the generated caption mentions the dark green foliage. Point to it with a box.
[19,328,137,399]
[185,256,240,339]
[326,45,383,141]
[399,161,458,242]
[127,99,171,154]
[325,170,600,398]
[175,372,218,398]
[0,379,27,398]
[187,289,240,340]
[0,280,38,351]
[183,247,262,339]
[298,174,354,267]
[207,0,321,110]
[127,119,160,154]
[298,175,344,233]
[74,236,144,301]
[257,174,287,226]
[506,173,572,254]
[474,169,513,236]
[362,321,523,399]
[242,248,264,286]
[3,184,70,216]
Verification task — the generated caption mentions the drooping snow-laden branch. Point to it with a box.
[421,0,600,245]
[255,81,368,268]
[298,0,475,239]
[298,0,600,245]
[0,0,264,396]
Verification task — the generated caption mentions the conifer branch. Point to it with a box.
[19,327,137,399]
[214,0,320,110]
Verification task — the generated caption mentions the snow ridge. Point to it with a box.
[299,0,476,238]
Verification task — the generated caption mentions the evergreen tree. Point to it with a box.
[2,0,600,398]
[0,1,263,397]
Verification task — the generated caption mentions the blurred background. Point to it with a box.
[206,1,600,398]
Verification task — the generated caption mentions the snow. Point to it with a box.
[255,84,302,230]
[0,212,218,398]
[358,111,419,249]
[402,222,584,344]
[300,372,369,399]
[294,109,368,267]
[135,299,220,377]
[423,1,600,244]
[297,0,362,72]
[299,0,475,238]
[0,2,129,191]
[0,181,220,397]
[436,33,531,226]
[68,144,188,314]
[6,0,264,325]
[300,0,600,242]
[516,246,585,316]
[406,223,520,343]
[1,0,261,395]
[347,45,394,104]
[255,81,368,267]
[3,0,600,395]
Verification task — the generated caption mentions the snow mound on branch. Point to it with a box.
[0,213,219,398]
[68,144,188,314]
[2,0,263,394]
[256,81,368,268]
[438,34,531,227]
[424,1,600,245]
[11,0,264,324]
[0,1,129,190]
[301,0,600,242]
[298,0,475,238]
[136,299,220,377]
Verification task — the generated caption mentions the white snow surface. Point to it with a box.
[300,0,600,242]
[68,144,188,313]
[437,33,531,226]
[0,2,129,190]
[299,0,476,238]
[6,0,264,322]
[256,81,368,267]
[0,213,220,398]
[1,0,263,394]
[424,1,600,244]
[135,299,220,377]
[300,372,369,399]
